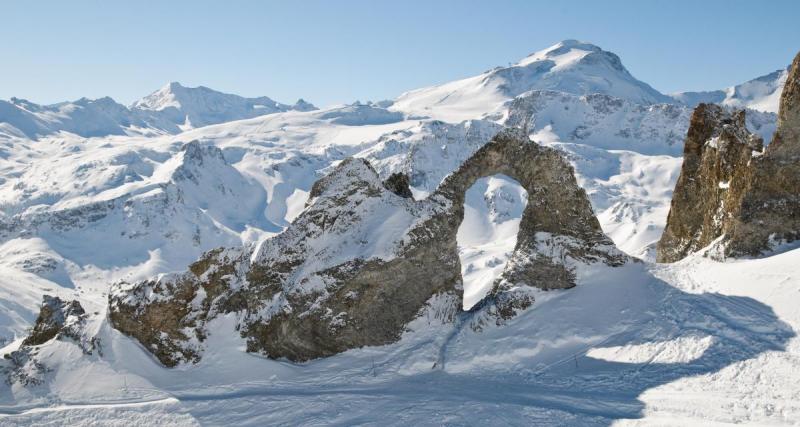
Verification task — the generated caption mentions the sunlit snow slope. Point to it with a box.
[457,174,528,310]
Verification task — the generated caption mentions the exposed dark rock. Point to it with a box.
[658,52,800,262]
[22,295,86,347]
[656,104,763,262]
[726,52,800,257]
[109,129,626,366]
[769,52,800,158]
[383,172,413,198]
[4,296,97,386]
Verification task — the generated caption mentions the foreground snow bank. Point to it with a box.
[2,248,797,425]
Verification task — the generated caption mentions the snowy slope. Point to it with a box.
[672,67,789,113]
[358,119,504,196]
[132,82,317,129]
[509,90,690,156]
[457,174,528,309]
[392,40,673,122]
[1,249,797,425]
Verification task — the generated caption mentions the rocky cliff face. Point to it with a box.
[658,52,800,262]
[768,52,800,158]
[109,129,626,366]
[656,104,764,262]
[2,296,97,385]
[726,52,800,257]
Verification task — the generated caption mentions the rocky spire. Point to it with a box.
[656,104,763,262]
[658,51,800,262]
[767,52,800,158]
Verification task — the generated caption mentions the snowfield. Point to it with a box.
[0,40,797,426]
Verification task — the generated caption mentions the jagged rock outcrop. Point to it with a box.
[382,172,413,198]
[658,52,800,262]
[727,52,800,257]
[656,104,764,262]
[436,131,626,291]
[3,296,97,385]
[109,129,626,366]
[21,296,86,347]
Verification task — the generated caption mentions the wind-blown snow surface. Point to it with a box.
[0,40,797,425]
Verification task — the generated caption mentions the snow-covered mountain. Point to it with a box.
[671,67,789,113]
[0,40,798,426]
[0,83,317,139]
[132,82,317,129]
[391,40,674,122]
[0,96,179,139]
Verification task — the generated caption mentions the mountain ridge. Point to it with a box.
[0,82,317,139]
[671,66,789,113]
[0,40,787,139]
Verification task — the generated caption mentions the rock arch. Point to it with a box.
[436,130,625,295]
[109,129,626,365]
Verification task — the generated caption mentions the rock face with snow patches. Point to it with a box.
[3,296,96,385]
[655,105,764,262]
[658,52,800,262]
[108,129,626,365]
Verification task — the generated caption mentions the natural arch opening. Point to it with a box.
[457,174,529,310]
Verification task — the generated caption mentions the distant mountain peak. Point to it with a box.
[129,83,316,128]
[292,98,318,112]
[131,82,186,111]
[519,39,600,63]
[0,83,315,139]
[517,40,628,75]
[392,39,672,121]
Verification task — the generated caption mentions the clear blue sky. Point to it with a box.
[2,0,798,107]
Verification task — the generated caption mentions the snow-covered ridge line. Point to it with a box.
[0,82,317,139]
[671,66,789,113]
[1,40,786,141]
[390,39,787,124]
